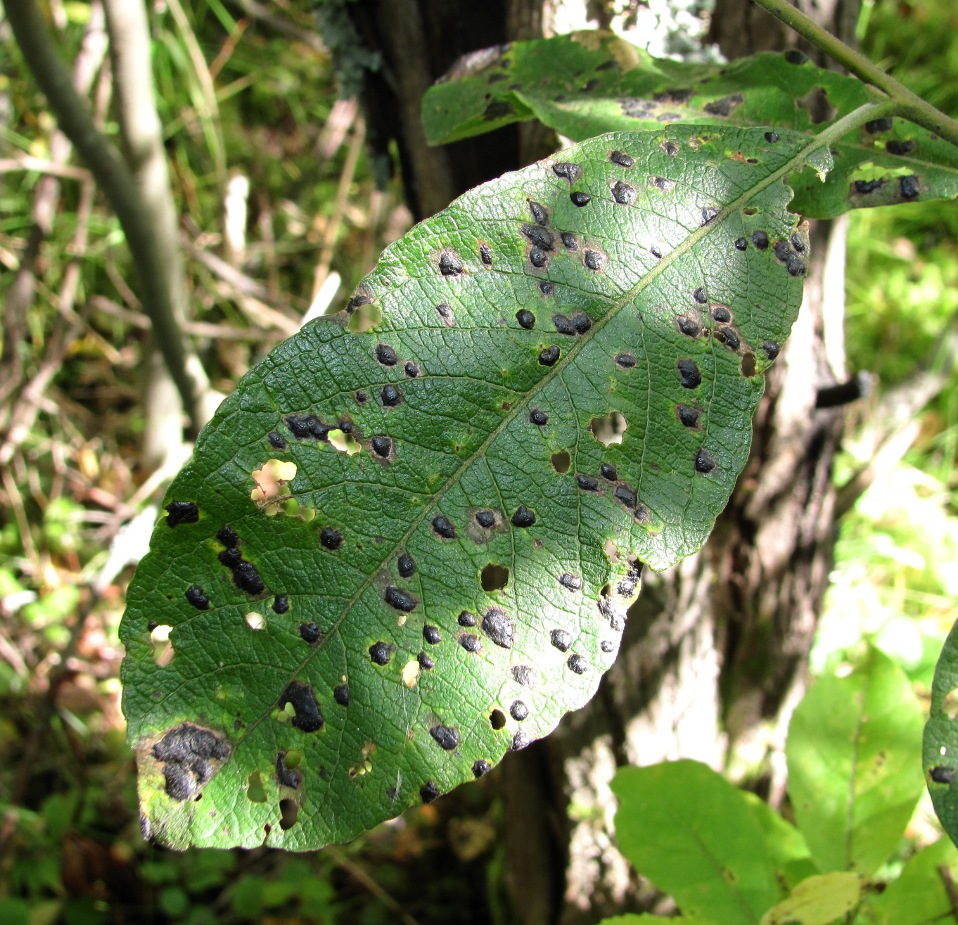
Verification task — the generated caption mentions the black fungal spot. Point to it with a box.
[397,553,416,578]
[662,140,679,156]
[677,404,700,428]
[279,681,324,732]
[512,665,538,687]
[404,361,420,379]
[553,161,583,182]
[854,178,884,195]
[614,485,637,510]
[693,286,708,304]
[420,781,440,803]
[473,759,492,778]
[267,431,288,450]
[285,413,331,442]
[511,505,536,528]
[217,525,239,548]
[784,49,809,65]
[717,327,741,351]
[529,247,548,267]
[479,242,493,266]
[762,340,781,361]
[355,390,368,403]
[218,547,241,569]
[459,633,482,652]
[418,651,435,670]
[381,384,402,407]
[600,463,618,481]
[511,730,533,751]
[436,303,455,325]
[550,629,573,652]
[153,723,229,801]
[232,561,265,596]
[553,313,576,335]
[299,622,322,644]
[764,131,780,144]
[612,180,637,205]
[369,641,393,665]
[166,501,199,527]
[475,510,496,529]
[700,206,719,225]
[481,608,515,649]
[931,766,956,784]
[609,150,635,168]
[695,449,717,474]
[678,359,702,389]
[560,232,579,250]
[539,345,560,366]
[734,237,748,251]
[439,250,463,276]
[320,527,343,550]
[614,353,636,369]
[516,308,536,329]
[584,250,604,271]
[489,709,506,730]
[899,175,920,199]
[752,230,770,251]
[529,408,549,426]
[651,177,675,193]
[521,224,555,251]
[559,573,583,591]
[573,313,593,334]
[510,701,529,721]
[272,594,290,614]
[375,343,398,366]
[185,585,210,611]
[432,515,457,539]
[430,725,461,751]
[423,625,442,645]
[704,93,743,116]
[570,191,592,207]
[576,474,599,492]
[529,201,549,225]
[276,752,302,789]
[539,281,555,297]
[712,305,732,323]
[886,139,917,156]
[333,684,350,707]
[458,611,477,628]
[371,435,392,458]
[773,240,791,262]
[567,653,588,675]
[789,232,806,254]
[865,116,893,134]
[676,316,700,338]
[600,639,614,653]
[385,585,418,612]
[347,293,371,313]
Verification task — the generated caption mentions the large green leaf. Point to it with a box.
[611,760,777,925]
[865,836,958,925]
[423,32,958,218]
[786,648,925,877]
[121,126,826,850]
[924,618,958,848]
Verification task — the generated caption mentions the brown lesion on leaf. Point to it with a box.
[138,721,231,804]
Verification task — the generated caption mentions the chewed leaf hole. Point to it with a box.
[550,450,571,473]
[150,624,174,667]
[328,428,361,455]
[245,612,266,631]
[251,459,298,509]
[489,709,506,730]
[589,412,627,447]
[481,563,510,592]
[348,301,382,332]
[247,771,267,803]
[279,798,299,830]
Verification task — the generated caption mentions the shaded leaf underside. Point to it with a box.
[423,33,958,218]
[121,126,823,850]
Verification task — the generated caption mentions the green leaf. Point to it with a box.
[924,618,958,847]
[866,837,958,925]
[597,917,706,925]
[786,648,925,876]
[122,126,823,850]
[611,760,777,925]
[423,32,958,219]
[759,873,860,925]
[741,792,816,897]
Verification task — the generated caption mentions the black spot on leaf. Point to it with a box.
[573,313,592,333]
[703,93,743,116]
[511,505,536,528]
[865,116,893,133]
[218,547,241,569]
[384,585,418,612]
[614,485,637,509]
[678,359,702,389]
[375,343,398,366]
[347,293,371,313]
[540,281,555,297]
[734,237,748,250]
[676,316,701,338]
[475,510,496,528]
[712,305,732,323]
[333,684,350,707]
[439,250,463,276]
[511,730,533,751]
[539,345,560,366]
[217,525,238,548]
[232,561,265,596]
[420,781,440,803]
[662,140,679,156]
[267,431,288,450]
[614,353,636,369]
[369,641,393,665]
[584,250,604,271]
[899,175,920,199]
[931,766,956,784]
[516,309,535,329]
[609,150,634,168]
[700,207,719,225]
[570,191,592,207]
[693,286,707,304]
[529,408,549,426]
[272,594,289,614]
[752,230,770,250]
[459,633,482,653]
[553,313,576,335]
[717,327,741,351]
[404,361,420,377]
[279,681,324,732]
[430,725,460,751]
[886,139,916,155]
[489,709,506,730]
[550,629,573,652]
[528,201,549,225]
[398,553,415,578]
[576,474,599,492]
[854,178,884,195]
[276,752,302,789]
[371,435,392,458]
[559,573,583,591]
[185,585,210,611]
[473,760,492,778]
[695,449,716,474]
[285,414,331,442]
[762,340,781,361]
[612,180,637,205]
[600,463,618,480]
[510,701,529,721]
[479,242,493,266]
[320,527,343,550]
[166,501,199,527]
[784,49,809,65]
[432,515,457,539]
[677,404,701,428]
[553,161,583,182]
[567,653,588,675]
[482,608,515,649]
[299,622,322,644]
[560,232,579,250]
[355,390,368,403]
[458,611,477,627]
[529,247,548,267]
[512,665,539,687]
[522,224,555,251]
[418,651,435,670]
[764,131,780,143]
[436,303,455,325]
[381,384,402,407]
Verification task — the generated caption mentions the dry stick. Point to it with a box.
[2,0,212,435]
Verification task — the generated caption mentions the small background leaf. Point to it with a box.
[741,792,816,896]
[758,872,860,925]
[787,647,925,876]
[424,32,958,218]
[612,760,777,925]
[866,836,958,925]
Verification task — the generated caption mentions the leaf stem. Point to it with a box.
[750,0,958,149]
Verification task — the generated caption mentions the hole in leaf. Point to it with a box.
[250,459,298,510]
[589,412,627,447]
[741,353,757,377]
[150,624,174,667]
[402,659,420,687]
[489,710,506,730]
[348,301,382,332]
[328,429,361,455]
[550,450,571,473]
[279,798,299,830]
[481,564,509,592]
[245,612,266,631]
[247,771,267,803]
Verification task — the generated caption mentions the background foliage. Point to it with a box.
[0,0,956,922]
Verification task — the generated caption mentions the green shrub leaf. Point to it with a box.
[122,126,821,850]
[924,618,958,848]
[424,33,958,219]
[787,647,925,876]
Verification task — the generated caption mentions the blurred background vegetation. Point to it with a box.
[0,0,956,922]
